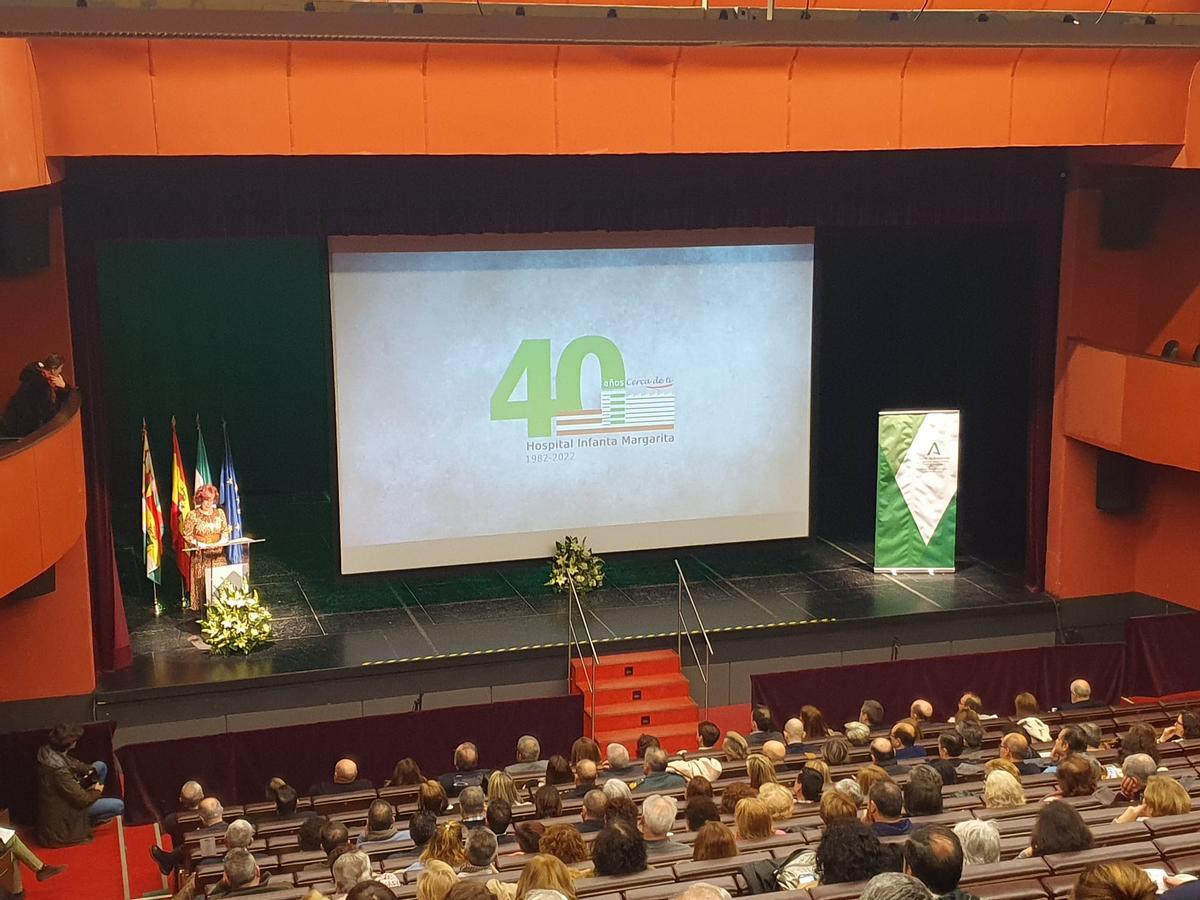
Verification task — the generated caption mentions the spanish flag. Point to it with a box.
[170,417,192,592]
[141,422,163,585]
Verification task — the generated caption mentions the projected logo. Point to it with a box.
[490,337,675,440]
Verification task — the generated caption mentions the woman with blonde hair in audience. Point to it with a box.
[1071,860,1156,900]
[514,854,578,899]
[488,771,522,807]
[417,860,460,900]
[985,758,1021,781]
[855,764,891,799]
[801,705,835,739]
[723,731,750,760]
[983,770,1026,809]
[820,790,859,826]
[1113,775,1191,823]
[421,822,467,869]
[538,825,589,865]
[806,759,833,787]
[692,821,739,861]
[733,797,775,841]
[758,782,794,824]
[746,753,779,789]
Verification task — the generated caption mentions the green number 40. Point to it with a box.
[490,336,626,437]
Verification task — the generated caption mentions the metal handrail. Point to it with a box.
[675,559,714,716]
[566,574,600,738]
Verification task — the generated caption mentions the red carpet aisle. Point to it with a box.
[18,821,164,900]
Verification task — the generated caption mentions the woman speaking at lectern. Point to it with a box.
[181,483,231,613]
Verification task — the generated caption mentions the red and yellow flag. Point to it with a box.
[170,417,193,591]
[141,423,163,585]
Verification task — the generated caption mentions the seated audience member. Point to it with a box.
[892,723,927,761]
[808,759,833,786]
[762,740,787,765]
[1013,693,1051,743]
[998,733,1041,775]
[982,771,1026,809]
[692,821,739,861]
[349,884,402,900]
[1046,753,1097,800]
[985,759,1018,783]
[862,872,933,900]
[602,777,633,803]
[533,784,563,819]
[0,354,72,438]
[911,700,936,727]
[1079,723,1104,752]
[571,737,601,766]
[422,822,467,869]
[446,884,491,900]
[759,782,795,824]
[722,731,750,760]
[568,760,598,798]
[269,784,314,823]
[419,780,450,815]
[1118,723,1162,766]
[604,795,638,828]
[861,700,886,731]
[1113,775,1191,823]
[544,755,573,787]
[636,734,661,758]
[952,819,1001,866]
[669,745,724,783]
[748,705,785,747]
[599,743,642,783]
[508,853,578,900]
[824,736,852,766]
[956,723,984,759]
[458,786,486,829]
[746,754,779,789]
[867,781,911,837]
[903,825,973,900]
[635,747,686,793]
[720,782,757,817]
[815,819,895,885]
[310,759,373,796]
[1161,711,1200,743]
[937,733,965,768]
[591,821,648,876]
[640,794,685,856]
[512,821,545,856]
[0,830,65,893]
[210,847,274,897]
[506,736,547,780]
[1072,861,1157,900]
[394,810,438,866]
[870,738,905,775]
[1056,679,1106,712]
[387,757,425,787]
[686,776,713,799]
[846,722,872,747]
[486,799,515,845]
[734,797,775,841]
[857,765,892,798]
[802,705,835,739]
[150,780,210,873]
[416,860,459,900]
[539,824,589,865]
[1117,753,1158,803]
[488,772,521,807]
[685,795,721,832]
[460,827,500,875]
[928,759,958,788]
[795,768,825,805]
[816,789,857,826]
[578,790,606,833]
[1052,725,1088,763]
[439,743,492,798]
[903,765,944,817]
[1021,801,1094,857]
[223,819,270,864]
[833,779,864,808]
[298,815,329,852]
[332,850,403,898]
[36,723,125,848]
[697,720,721,752]
[784,718,812,755]
[360,799,407,850]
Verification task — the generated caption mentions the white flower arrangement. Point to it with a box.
[201,582,273,655]
[547,535,605,595]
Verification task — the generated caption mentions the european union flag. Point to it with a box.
[219,421,245,565]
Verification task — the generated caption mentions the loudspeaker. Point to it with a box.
[0,187,51,276]
[1099,174,1160,250]
[1096,448,1138,512]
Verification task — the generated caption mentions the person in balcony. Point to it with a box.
[181,483,231,613]
[1,354,73,438]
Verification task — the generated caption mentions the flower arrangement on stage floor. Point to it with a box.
[547,535,605,595]
[201,581,273,654]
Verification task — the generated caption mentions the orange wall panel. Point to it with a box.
[556,47,676,154]
[788,48,907,151]
[0,39,49,192]
[149,40,291,155]
[672,47,794,153]
[33,414,88,568]
[423,44,557,154]
[1135,467,1200,609]
[0,450,42,583]
[288,42,427,155]
[1060,344,1126,449]
[1104,50,1198,145]
[901,49,1019,149]
[29,39,157,156]
[1010,49,1114,147]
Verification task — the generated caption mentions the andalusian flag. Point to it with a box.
[194,416,213,492]
[170,417,193,591]
[141,422,163,585]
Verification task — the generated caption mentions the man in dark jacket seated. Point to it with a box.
[308,759,373,796]
[36,723,124,847]
[209,848,281,897]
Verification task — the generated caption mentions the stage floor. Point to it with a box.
[107,500,1048,700]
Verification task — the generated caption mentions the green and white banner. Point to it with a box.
[874,409,959,574]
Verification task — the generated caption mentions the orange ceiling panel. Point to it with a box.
[149,40,291,155]
[423,44,557,154]
[673,47,795,153]
[0,39,49,192]
[1010,49,1115,147]
[289,42,427,154]
[901,48,1020,149]
[555,46,677,154]
[29,38,156,157]
[1104,49,1200,145]
[788,48,908,151]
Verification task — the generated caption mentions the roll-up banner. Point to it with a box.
[874,409,959,574]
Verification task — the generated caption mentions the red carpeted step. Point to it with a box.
[571,649,680,687]
[596,721,700,756]
[576,672,694,706]
[586,696,699,734]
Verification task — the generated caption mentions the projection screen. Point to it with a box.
[329,231,815,573]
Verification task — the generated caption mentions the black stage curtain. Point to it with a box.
[0,721,117,826]
[115,693,583,826]
[751,643,1124,729]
